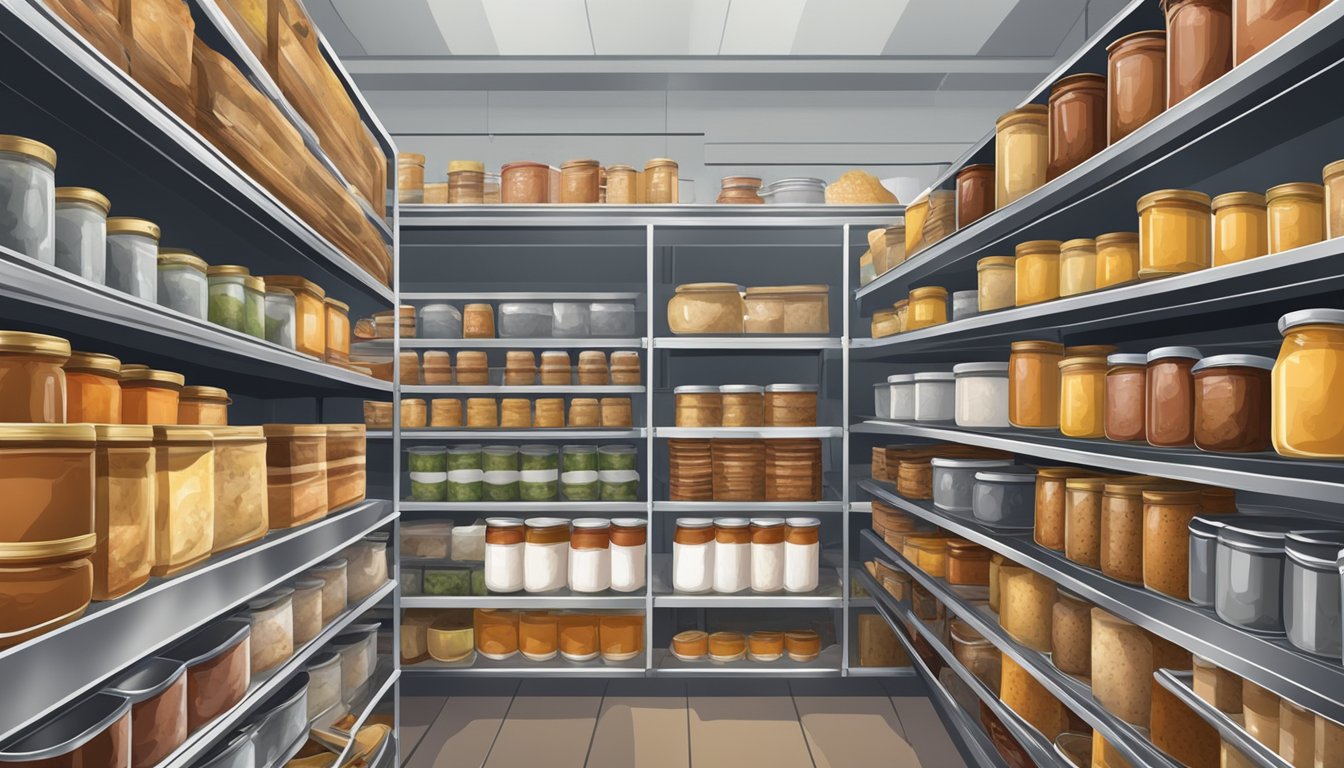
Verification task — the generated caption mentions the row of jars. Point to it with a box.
[667,282,831,335]
[669,628,824,664]
[387,349,641,387]
[407,443,638,503]
[715,176,828,205]
[481,517,646,595]
[870,287,980,338]
[404,609,645,667]
[671,517,821,595]
[393,395,634,431]
[668,438,823,502]
[396,155,680,205]
[673,384,818,427]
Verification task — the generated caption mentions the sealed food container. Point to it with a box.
[1143,487,1207,599]
[407,447,447,501]
[517,611,558,662]
[668,283,744,335]
[1058,238,1097,297]
[1107,31,1167,143]
[498,302,552,338]
[309,558,347,624]
[577,350,609,386]
[1138,189,1212,279]
[718,384,764,427]
[784,517,820,593]
[1189,515,1230,607]
[1098,480,1149,585]
[644,158,679,204]
[605,165,637,204]
[707,631,746,664]
[870,309,898,339]
[1105,354,1148,442]
[932,457,1014,513]
[1000,655,1067,740]
[558,612,599,661]
[951,619,998,677]
[1278,698,1316,766]
[995,105,1048,207]
[743,285,830,334]
[610,351,640,384]
[178,386,229,426]
[242,277,265,340]
[673,518,715,594]
[397,154,425,203]
[263,288,297,350]
[539,350,572,386]
[952,362,1010,429]
[670,630,708,661]
[1328,160,1344,240]
[65,351,121,424]
[1000,564,1057,651]
[974,469,1037,529]
[246,672,307,768]
[194,726,253,768]
[674,386,722,427]
[1095,231,1141,289]
[331,625,378,700]
[778,630,818,663]
[106,218,160,302]
[121,369,184,426]
[519,445,559,501]
[501,161,549,203]
[1051,590,1092,675]
[204,266,248,332]
[1242,678,1282,750]
[559,159,600,203]
[1090,609,1153,725]
[913,372,955,422]
[1058,356,1107,438]
[1065,476,1110,569]
[600,397,633,428]
[712,518,750,594]
[896,455,933,500]
[888,374,916,421]
[54,187,108,282]
[1235,0,1327,65]
[764,384,818,427]
[105,658,186,768]
[548,302,590,338]
[951,290,979,322]
[956,164,995,228]
[906,286,948,331]
[1165,0,1233,106]
[263,424,327,529]
[1034,468,1094,552]
[261,276,326,357]
[151,427,214,576]
[289,578,322,644]
[1146,346,1202,447]
[872,382,891,420]
[326,423,366,510]
[425,616,473,664]
[91,425,154,601]
[240,587,293,674]
[419,304,463,340]
[344,538,388,602]
[746,518,784,593]
[748,630,785,663]
[1283,530,1344,656]
[599,613,643,662]
[1266,181,1325,254]
[0,332,70,423]
[373,306,417,339]
[1212,192,1268,265]
[1217,517,1320,634]
[451,350,487,386]
[207,426,267,554]
[482,445,519,501]
[1009,340,1064,428]
[570,398,600,427]
[0,692,131,768]
[609,518,647,593]
[760,177,826,205]
[977,256,1016,312]
[0,549,92,650]
[448,160,485,204]
[1048,74,1106,179]
[1274,309,1344,458]
[947,540,992,586]
[893,300,909,332]
[499,398,531,428]
[162,619,251,730]
[0,424,94,553]
[523,518,569,593]
[1192,654,1242,713]
[0,136,54,262]
[156,250,208,320]
[590,302,638,337]
[1192,354,1273,452]
[1015,240,1062,307]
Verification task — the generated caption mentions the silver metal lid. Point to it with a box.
[713,517,750,528]
[1218,517,1325,554]
[1280,308,1344,334]
[887,374,915,384]
[572,518,610,529]
[719,385,765,394]
[525,517,569,529]
[975,468,1037,484]
[932,457,1015,469]
[766,384,819,393]
[610,517,647,528]
[0,694,132,761]
[1286,529,1344,568]
[1106,354,1148,366]
[749,517,785,527]
[767,177,827,188]
[786,517,821,527]
[1191,354,1275,374]
[1188,515,1230,539]
[485,517,525,527]
[913,372,955,381]
[676,517,715,528]
[674,385,720,394]
[952,362,1009,376]
[1146,346,1202,363]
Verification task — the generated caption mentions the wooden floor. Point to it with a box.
[398,677,967,768]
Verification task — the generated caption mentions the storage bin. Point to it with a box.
[1283,529,1344,657]
[1095,231,1141,289]
[743,285,829,334]
[1234,0,1326,65]
[206,426,267,554]
[977,256,1016,311]
[162,619,251,731]
[1266,182,1325,254]
[1211,192,1268,265]
[106,218,160,302]
[53,187,108,283]
[668,283,744,335]
[1216,517,1319,634]
[999,564,1056,651]
[105,658,187,768]
[720,385,765,426]
[994,105,1049,208]
[1000,654,1067,740]
[1107,31,1167,143]
[1274,309,1344,458]
[1138,189,1212,279]
[913,372,955,422]
[931,457,1014,513]
[499,302,552,338]
[1009,340,1064,428]
[156,250,208,321]
[262,276,326,357]
[263,424,328,529]
[887,374,916,421]
[1166,0,1233,106]
[906,286,948,331]
[150,426,214,576]
[1191,354,1274,452]
[263,288,297,350]
[590,302,638,337]
[1047,73,1106,179]
[974,469,1037,529]
[1105,353,1148,442]
[0,692,131,768]
[65,351,121,424]
[1146,346,1202,447]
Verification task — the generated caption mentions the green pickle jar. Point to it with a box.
[599,469,640,501]
[519,444,559,501]
[407,446,447,501]
[243,275,266,339]
[598,444,638,471]
[483,445,520,501]
[445,444,484,501]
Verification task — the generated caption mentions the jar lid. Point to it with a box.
[607,164,636,172]
[561,158,600,169]
[0,135,56,166]
[265,286,294,297]
[262,275,325,298]
[1011,340,1065,354]
[449,160,485,173]
[645,158,678,168]
[786,517,821,528]
[54,187,110,213]
[674,385,720,394]
[1219,517,1327,554]
[247,277,270,294]
[749,517,785,528]
[719,384,764,394]
[1137,188,1211,211]
[398,153,426,165]
[92,424,154,442]
[931,457,1014,469]
[952,362,1009,376]
[486,517,524,528]
[995,104,1048,129]
[1279,308,1344,334]
[247,586,294,613]
[1060,237,1096,251]
[599,445,637,454]
[908,286,948,299]
[120,368,185,387]
[744,284,828,296]
[976,468,1037,484]
[106,217,161,240]
[1095,231,1139,246]
[206,264,250,278]
[207,426,265,441]
[1146,346,1202,362]
[1015,239,1062,256]
[105,658,185,703]
[887,374,915,384]
[262,424,327,437]
[1191,354,1275,373]
[1106,353,1148,366]
[572,517,610,529]
[1211,191,1266,209]
[525,517,569,529]
[1058,356,1107,369]
[152,425,214,443]
[324,297,349,312]
[611,517,647,529]
[765,383,818,393]
[64,350,119,373]
[1266,182,1324,201]
[157,249,208,272]
[977,256,1016,269]
[1286,530,1344,568]
[714,517,750,528]
[1049,72,1106,94]
[676,517,714,529]
[675,282,742,293]
[913,372,955,381]
[1106,29,1167,53]
[181,385,230,403]
[520,444,558,456]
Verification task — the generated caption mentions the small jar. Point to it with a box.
[750,518,786,593]
[1015,240,1062,306]
[178,385,229,426]
[1105,353,1149,442]
[1009,340,1065,429]
[1058,356,1107,438]
[324,298,351,364]
[539,351,571,385]
[1211,192,1268,266]
[609,518,647,593]
[1191,354,1274,452]
[0,331,69,423]
[53,187,109,282]
[262,276,326,357]
[600,397,633,427]
[953,362,1010,428]
[713,518,751,594]
[397,153,425,203]
[1051,590,1092,676]
[956,164,995,228]
[599,613,643,663]
[500,161,549,203]
[534,398,565,428]
[784,517,820,593]
[1095,232,1141,289]
[264,288,297,350]
[65,351,121,423]
[1065,476,1108,568]
[764,384,818,427]
[994,105,1049,208]
[577,350,610,386]
[560,159,601,203]
[447,160,485,204]
[675,386,722,427]
[106,217,161,302]
[1138,189,1212,279]
[1146,346,1202,447]
[605,165,637,204]
[1058,238,1097,297]
[455,350,489,385]
[609,351,641,384]
[523,518,569,593]
[569,398,600,427]
[1107,31,1167,144]
[888,374,916,421]
[1143,488,1204,600]
[999,564,1057,652]
[951,290,979,321]
[484,518,524,594]
[466,398,498,428]
[672,518,714,594]
[644,158,678,204]
[1034,468,1094,552]
[569,518,611,593]
[463,303,495,338]
[1165,0,1233,106]
[977,256,1016,311]
[906,286,948,330]
[946,540,991,585]
[1266,182,1325,254]
[871,309,898,339]
[120,368,184,425]
[719,385,765,427]
[0,136,57,263]
[1100,481,1148,585]
[1273,309,1344,458]
[504,350,537,386]
[1047,73,1107,179]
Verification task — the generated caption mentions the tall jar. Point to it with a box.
[447,160,485,204]
[205,265,248,333]
[1273,309,1344,458]
[0,331,69,423]
[1100,481,1148,585]
[1095,232,1141,289]
[106,217,161,302]
[523,518,569,593]
[500,161,549,204]
[1234,0,1326,65]
[1165,0,1233,106]
[560,159,601,203]
[263,288,297,350]
[719,385,765,427]
[0,136,56,263]
[1211,191,1268,265]
[644,158,679,204]
[1057,238,1097,298]
[53,186,108,282]
[324,298,351,365]
[1035,467,1095,552]
[1105,353,1148,442]
[1065,476,1109,568]
[605,165,637,204]
[609,518,647,593]
[994,105,1049,208]
[1047,73,1106,180]
[906,286,948,330]
[1009,340,1065,429]
[569,518,611,593]
[672,518,714,594]
[1143,488,1204,599]
[1058,356,1107,438]
[750,518,786,593]
[784,518,820,593]
[956,164,995,229]
[91,424,155,602]
[713,518,751,594]
[396,153,425,203]
[156,250,208,320]
[1266,182,1325,254]
[1000,564,1057,652]
[1052,590,1093,676]
[1107,31,1168,144]
[1146,346,1202,447]
[65,351,121,424]
[977,256,1016,311]
[484,518,524,594]
[1091,609,1155,726]
[1138,189,1212,279]
[1015,240,1062,306]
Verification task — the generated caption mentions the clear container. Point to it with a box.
[243,276,265,340]
[331,626,377,702]
[590,302,638,337]
[106,217,160,302]
[308,558,347,624]
[343,538,388,602]
[1146,346,1202,448]
[1096,231,1141,289]
[1273,309,1344,458]
[498,302,553,338]
[446,445,484,502]
[162,620,251,731]
[973,469,1038,529]
[743,285,830,334]
[888,374,916,421]
[551,302,590,337]
[954,362,1010,428]
[1266,182,1325,255]
[999,564,1057,652]
[418,304,463,339]
[205,265,248,332]
[264,288,297,350]
[1058,238,1098,297]
[207,425,267,554]
[290,578,323,644]
[262,276,326,357]
[53,187,108,283]
[913,372,955,422]
[246,672,308,768]
[1015,239,1062,306]
[241,587,294,673]
[0,136,57,263]
[151,426,215,577]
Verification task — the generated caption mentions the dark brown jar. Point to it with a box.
[1164,0,1233,107]
[1105,354,1148,442]
[955,164,995,229]
[1047,73,1107,179]
[1234,0,1326,65]
[1146,346,1202,447]
[501,161,550,203]
[1107,31,1167,144]
[1192,354,1273,452]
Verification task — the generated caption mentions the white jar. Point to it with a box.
[913,372,956,422]
[106,217,160,302]
[523,518,569,593]
[568,518,611,593]
[750,518,786,593]
[484,518,524,593]
[953,362,1010,428]
[712,518,751,594]
[672,518,714,594]
[54,187,108,283]
[888,374,916,420]
[784,518,821,593]
[609,518,647,593]
[0,136,56,264]
[157,249,209,320]
[873,382,891,420]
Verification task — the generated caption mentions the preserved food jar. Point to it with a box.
[1274,309,1344,458]
[1009,340,1065,429]
[600,396,633,428]
[558,612,600,661]
[977,256,1017,311]
[605,164,637,204]
[1165,0,1233,106]
[1015,240,1062,306]
[897,456,933,500]
[1107,31,1167,144]
[1280,698,1315,766]
[1146,346,1202,447]
[1034,468,1095,552]
[747,629,785,663]
[1138,189,1212,279]
[1143,487,1206,599]
[397,153,425,203]
[906,286,948,330]
[1266,182,1325,254]
[422,351,453,387]
[484,518,524,594]
[324,298,351,364]
[1091,609,1155,726]
[65,351,120,424]
[1065,476,1109,568]
[1000,654,1067,740]
[1284,530,1344,657]
[609,518,646,593]
[785,517,821,593]
[156,250,208,321]
[785,630,821,663]
[518,611,558,662]
[713,518,751,594]
[503,350,536,386]
[1058,238,1098,297]
[533,398,563,428]
[91,425,154,601]
[1047,74,1106,179]
[0,136,55,263]
[1192,654,1242,713]
[1100,480,1150,585]
[1216,517,1317,634]
[539,351,571,386]
[54,187,108,282]
[568,518,610,593]
[719,385,764,426]
[1052,590,1092,675]
[1192,354,1273,452]
[569,398,600,427]
[1234,0,1326,65]
[600,613,643,662]
[751,518,786,593]
[560,159,601,203]
[707,631,746,663]
[204,265,248,333]
[263,424,328,529]
[151,427,215,576]
[448,160,486,204]
[880,225,906,274]
[1095,231,1141,289]
[523,518,569,594]
[262,276,326,358]
[913,372,955,422]
[1000,564,1057,652]
[501,161,549,203]
[743,285,829,334]
[644,158,678,204]
[1105,353,1148,442]
[1243,678,1282,750]
[1059,356,1107,438]
[673,518,714,593]
[953,362,1010,428]
[474,609,520,660]
[947,540,992,585]
[106,217,160,302]
[263,288,296,350]
[956,164,995,228]
[121,369,184,425]
[995,105,1049,208]
[668,283,744,335]
[1211,191,1268,265]
[242,276,266,340]
[178,386,230,426]
[0,331,70,423]
[208,426,268,553]
[764,384,818,426]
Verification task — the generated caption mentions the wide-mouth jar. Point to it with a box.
[1137,189,1212,279]
[106,217,161,302]
[1211,191,1268,266]
[156,249,209,321]
[668,283,744,335]
[1273,308,1344,458]
[1014,240,1062,307]
[1216,516,1324,634]
[1095,231,1140,289]
[261,276,326,358]
[1265,181,1325,255]
[53,186,109,283]
[953,362,1010,429]
[0,330,71,424]
[1284,529,1344,657]
[977,256,1016,312]
[1009,340,1064,429]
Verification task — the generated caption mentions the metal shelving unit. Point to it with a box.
[651,645,845,677]
[402,594,646,610]
[652,500,846,513]
[650,558,846,609]
[1154,670,1289,768]
[405,655,647,678]
[654,336,842,350]
[401,501,648,514]
[403,385,646,395]
[381,428,648,440]
[399,337,647,350]
[655,426,844,439]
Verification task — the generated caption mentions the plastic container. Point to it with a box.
[161,620,251,731]
[0,136,55,262]
[106,218,160,302]
[290,578,323,645]
[246,672,308,768]
[950,290,979,321]
[120,368,184,426]
[261,276,326,357]
[156,250,208,321]
[1274,309,1344,458]
[325,424,366,510]
[974,469,1038,530]
[240,587,293,674]
[931,457,1015,513]
[323,298,351,365]
[90,425,154,601]
[549,302,590,337]
[667,283,744,335]
[913,372,955,422]
[331,625,378,701]
[418,304,463,339]
[590,302,638,337]
[150,427,215,577]
[308,557,347,625]
[906,286,948,331]
[203,265,248,332]
[888,374,916,421]
[65,351,121,424]
[1266,182,1325,254]
[743,285,830,334]
[263,424,328,529]
[873,382,891,420]
[498,302,553,338]
[207,425,268,555]
[53,187,108,283]
[951,362,1010,428]
[263,288,297,350]
[0,693,131,768]
[761,177,826,204]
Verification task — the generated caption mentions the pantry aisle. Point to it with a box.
[398,679,964,768]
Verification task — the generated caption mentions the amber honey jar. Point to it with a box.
[534,398,565,428]
[1138,189,1212,279]
[1211,192,1268,265]
[609,351,641,384]
[539,351,571,385]
[0,331,71,423]
[501,161,549,204]
[906,287,948,330]
[1265,182,1325,254]
[995,105,1049,208]
[1107,31,1167,144]
[956,164,995,229]
[1192,354,1273,452]
[121,369,184,425]
[1015,240,1062,306]
[1058,238,1098,298]
[977,256,1016,311]
[764,384,818,427]
[1009,340,1065,429]
[560,159,601,203]
[1273,309,1344,459]
[1164,0,1233,107]
[178,385,230,426]
[65,351,121,424]
[1058,356,1107,438]
[1047,73,1106,180]
[1095,232,1141,289]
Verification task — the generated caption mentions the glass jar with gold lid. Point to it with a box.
[977,256,1016,311]
[1138,189,1211,279]
[0,331,71,423]
[65,351,121,424]
[1265,182,1325,255]
[120,368,185,425]
[995,105,1049,208]
[1211,192,1267,266]
[1009,340,1064,429]
[1014,240,1062,306]
[1273,308,1344,458]
[1058,356,1107,438]
[1058,238,1097,297]
[1095,232,1140,289]
[906,286,948,331]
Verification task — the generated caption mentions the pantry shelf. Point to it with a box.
[653,500,846,513]
[403,656,646,677]
[402,292,643,302]
[851,419,1344,504]
[399,204,903,229]
[650,559,845,608]
[655,426,844,439]
[651,646,843,677]
[401,594,646,610]
[379,428,647,441]
[654,336,842,350]
[856,481,1344,733]
[1155,670,1289,768]
[398,338,647,350]
[863,531,1182,768]
[402,385,646,395]
[400,501,648,514]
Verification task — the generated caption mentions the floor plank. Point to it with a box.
[889,696,968,768]
[398,696,449,766]
[586,680,690,768]
[482,680,606,767]
[686,680,813,768]
[405,688,516,768]
[792,692,920,768]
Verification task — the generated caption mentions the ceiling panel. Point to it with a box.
[427,0,499,55]
[975,0,1090,56]
[881,0,1025,56]
[481,0,594,55]
[331,0,450,55]
[586,0,729,55]
[791,0,912,55]
[719,0,808,55]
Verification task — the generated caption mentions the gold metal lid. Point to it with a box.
[397,153,426,165]
[1266,182,1325,201]
[995,104,1048,129]
[120,369,185,387]
[157,249,208,272]
[0,135,56,167]
[1095,231,1139,246]
[645,157,678,169]
[262,275,325,298]
[152,426,214,443]
[1324,159,1344,179]
[65,350,121,374]
[448,160,484,173]
[977,256,1016,268]
[1211,191,1266,209]
[0,331,71,359]
[1015,240,1062,256]
[204,425,264,441]
[606,164,635,172]
[744,284,828,295]
[55,187,110,213]
[120,364,148,372]
[206,264,250,278]
[561,159,600,169]
[106,217,161,240]
[1065,476,1112,490]
[326,423,366,435]
[324,297,350,312]
[0,533,97,563]
[263,424,328,437]
[908,286,947,299]
[1058,356,1108,369]
[1011,340,1065,354]
[243,275,265,292]
[93,425,154,442]
[0,424,95,442]
[1060,238,1096,251]
[181,385,230,403]
[1137,188,1211,211]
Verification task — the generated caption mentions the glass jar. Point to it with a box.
[559,159,601,203]
[568,518,610,593]
[0,136,56,263]
[396,153,425,203]
[1051,590,1092,676]
[1138,189,1212,279]
[977,256,1016,311]
[956,164,995,228]
[999,564,1057,652]
[262,276,326,357]
[199,265,246,334]
[65,351,121,424]
[1144,488,1203,599]
[673,518,714,594]
[209,426,268,553]
[1034,468,1093,551]
[784,517,820,593]
[106,217,160,302]
[483,518,524,594]
[1266,181,1325,254]
[743,285,829,334]
[0,331,69,423]
[1047,73,1107,179]
[1095,231,1141,289]
[1165,0,1233,106]
[605,164,637,204]
[906,286,948,330]
[644,158,678,204]
[1284,529,1344,657]
[264,288,297,350]
[447,160,485,204]
[713,518,751,594]
[1235,0,1327,65]
[1058,356,1107,438]
[719,385,765,426]
[1146,346,1202,447]
[599,613,644,663]
[1000,654,1067,741]
[178,385,229,426]
[1191,354,1274,452]
[1056,238,1098,297]
[500,161,549,204]
[750,518,786,593]
[1064,476,1108,568]
[989,554,1006,612]
[1274,309,1344,458]
[1211,191,1268,266]
[1189,515,1229,607]
[53,186,108,282]
[1105,353,1148,442]
[994,105,1049,208]
[1107,31,1168,144]
[947,540,992,585]
[1015,240,1062,306]
[764,384,818,427]
[523,518,569,593]
[1091,608,1155,726]
[1243,678,1282,750]
[1099,481,1148,585]
[324,298,351,365]
[609,518,646,593]
[473,609,519,661]
[516,611,558,662]
[120,368,184,425]
[1009,340,1065,429]
[667,283,745,335]
[609,351,641,384]
[1190,654,1243,714]
[150,426,215,576]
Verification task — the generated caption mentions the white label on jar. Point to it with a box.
[484,470,520,485]
[524,541,568,593]
[955,376,1010,428]
[890,383,916,421]
[610,543,646,592]
[561,470,599,484]
[713,541,751,594]
[447,469,484,483]
[485,542,524,593]
[598,469,640,483]
[751,541,785,592]
[569,546,611,593]
[784,541,820,593]
[520,469,559,483]
[673,541,714,593]
[409,472,448,484]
